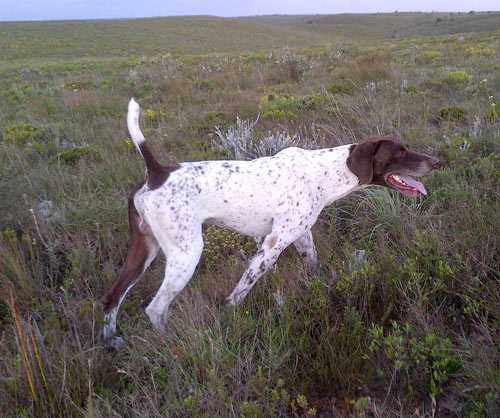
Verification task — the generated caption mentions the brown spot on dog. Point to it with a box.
[102,182,155,313]
[138,142,179,190]
[347,136,441,188]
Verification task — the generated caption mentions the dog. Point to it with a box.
[102,98,441,340]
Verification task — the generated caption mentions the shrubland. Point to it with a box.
[0,14,499,417]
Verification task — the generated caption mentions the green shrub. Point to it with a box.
[290,393,317,417]
[404,84,419,95]
[444,70,471,88]
[262,109,297,120]
[3,123,45,147]
[240,400,264,418]
[403,230,456,293]
[57,146,99,164]
[181,395,205,417]
[284,286,367,394]
[202,226,255,270]
[205,111,227,124]
[437,106,466,122]
[188,138,231,160]
[259,94,326,118]
[464,46,495,57]
[143,108,173,127]
[326,82,354,95]
[242,51,268,64]
[416,50,442,63]
[192,111,231,135]
[64,80,95,91]
[369,322,462,400]
[0,227,17,245]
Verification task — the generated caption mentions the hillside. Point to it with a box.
[1,12,499,65]
[0,16,322,64]
[243,11,500,39]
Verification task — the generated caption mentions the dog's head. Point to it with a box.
[347,136,441,197]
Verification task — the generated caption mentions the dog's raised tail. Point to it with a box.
[127,98,164,177]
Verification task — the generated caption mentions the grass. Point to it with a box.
[0,13,499,418]
[245,12,500,39]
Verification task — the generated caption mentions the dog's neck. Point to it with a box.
[311,145,363,206]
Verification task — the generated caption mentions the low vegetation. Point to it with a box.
[0,12,499,418]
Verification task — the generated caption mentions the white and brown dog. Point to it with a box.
[103,98,441,340]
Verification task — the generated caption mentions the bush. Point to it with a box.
[437,106,466,123]
[143,108,173,127]
[369,322,462,401]
[326,83,354,95]
[350,54,392,81]
[242,51,268,64]
[64,80,95,91]
[261,109,297,120]
[268,48,310,82]
[57,146,99,164]
[404,84,419,95]
[444,70,471,88]
[202,226,255,270]
[416,50,442,64]
[259,94,326,117]
[464,46,495,57]
[3,123,46,147]
[205,111,226,124]
[213,116,304,160]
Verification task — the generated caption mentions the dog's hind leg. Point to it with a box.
[102,235,158,340]
[102,187,159,341]
[145,226,204,332]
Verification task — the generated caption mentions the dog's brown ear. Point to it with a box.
[347,141,380,184]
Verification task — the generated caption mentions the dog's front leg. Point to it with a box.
[226,226,306,305]
[293,230,318,272]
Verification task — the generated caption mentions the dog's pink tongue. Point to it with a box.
[400,175,427,196]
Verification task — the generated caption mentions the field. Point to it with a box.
[0,12,499,417]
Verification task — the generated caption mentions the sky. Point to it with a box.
[0,0,498,22]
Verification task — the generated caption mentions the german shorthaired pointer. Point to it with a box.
[102,99,441,340]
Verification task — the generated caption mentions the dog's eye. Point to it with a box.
[396,149,407,158]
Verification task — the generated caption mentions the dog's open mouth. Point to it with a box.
[385,173,427,197]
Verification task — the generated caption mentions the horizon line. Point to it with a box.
[1,10,499,24]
